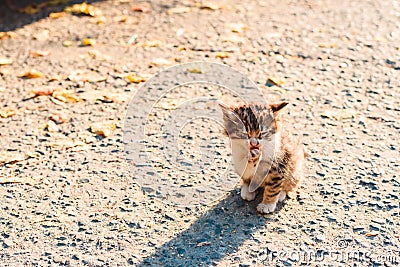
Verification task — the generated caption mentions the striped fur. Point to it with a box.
[221,102,306,214]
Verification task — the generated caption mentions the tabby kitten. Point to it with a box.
[220,102,306,214]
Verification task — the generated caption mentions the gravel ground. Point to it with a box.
[0,0,399,266]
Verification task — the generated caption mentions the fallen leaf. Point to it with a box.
[215,52,230,58]
[131,4,151,13]
[126,74,147,83]
[200,1,222,10]
[0,110,16,118]
[52,90,81,103]
[0,57,12,65]
[31,87,55,97]
[82,38,96,46]
[0,32,17,40]
[136,40,163,47]
[113,15,128,23]
[50,113,69,124]
[187,68,202,74]
[167,6,191,15]
[150,58,173,66]
[318,43,337,48]
[90,122,116,137]
[19,69,44,79]
[46,120,59,132]
[65,3,102,17]
[49,12,66,19]
[29,50,51,58]
[365,232,379,237]
[227,23,247,33]
[33,29,50,41]
[0,151,26,164]
[62,40,74,47]
[266,76,285,86]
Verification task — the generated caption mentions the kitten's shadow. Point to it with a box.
[136,189,282,266]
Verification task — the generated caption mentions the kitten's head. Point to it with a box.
[220,102,288,161]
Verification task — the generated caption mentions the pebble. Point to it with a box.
[315,234,325,242]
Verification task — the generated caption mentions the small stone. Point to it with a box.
[369,223,381,231]
[316,234,325,242]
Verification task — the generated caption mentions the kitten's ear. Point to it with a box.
[270,102,289,115]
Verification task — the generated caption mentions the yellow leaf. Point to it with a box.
[126,74,147,83]
[31,87,55,97]
[0,110,16,118]
[52,90,81,103]
[0,57,12,65]
[266,76,285,86]
[167,6,191,15]
[90,122,116,137]
[82,38,96,46]
[18,69,44,79]
[137,40,163,47]
[318,43,337,48]
[49,12,66,19]
[187,68,202,74]
[29,50,51,57]
[65,3,102,17]
[215,52,230,58]
[62,40,74,47]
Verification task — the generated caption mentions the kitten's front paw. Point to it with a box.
[257,203,277,214]
[278,191,287,202]
[240,184,256,201]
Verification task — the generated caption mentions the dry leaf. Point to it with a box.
[50,113,68,124]
[318,43,337,48]
[0,32,17,40]
[187,68,202,74]
[167,6,191,15]
[52,90,81,103]
[31,87,55,97]
[126,74,147,83]
[46,120,59,132]
[49,12,66,19]
[200,1,222,10]
[227,23,247,33]
[365,232,379,237]
[131,4,151,13]
[65,3,102,17]
[150,58,173,66]
[29,50,51,58]
[0,151,26,165]
[90,122,116,137]
[0,57,12,65]
[19,69,44,79]
[0,110,16,118]
[82,38,96,46]
[136,40,163,47]
[33,30,50,41]
[18,3,47,14]
[215,52,230,58]
[266,76,285,86]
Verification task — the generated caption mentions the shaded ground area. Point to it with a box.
[0,0,399,266]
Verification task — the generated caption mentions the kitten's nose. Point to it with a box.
[250,137,259,147]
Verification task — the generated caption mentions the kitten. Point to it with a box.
[220,102,306,214]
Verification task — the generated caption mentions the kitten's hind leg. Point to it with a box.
[240,183,256,201]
